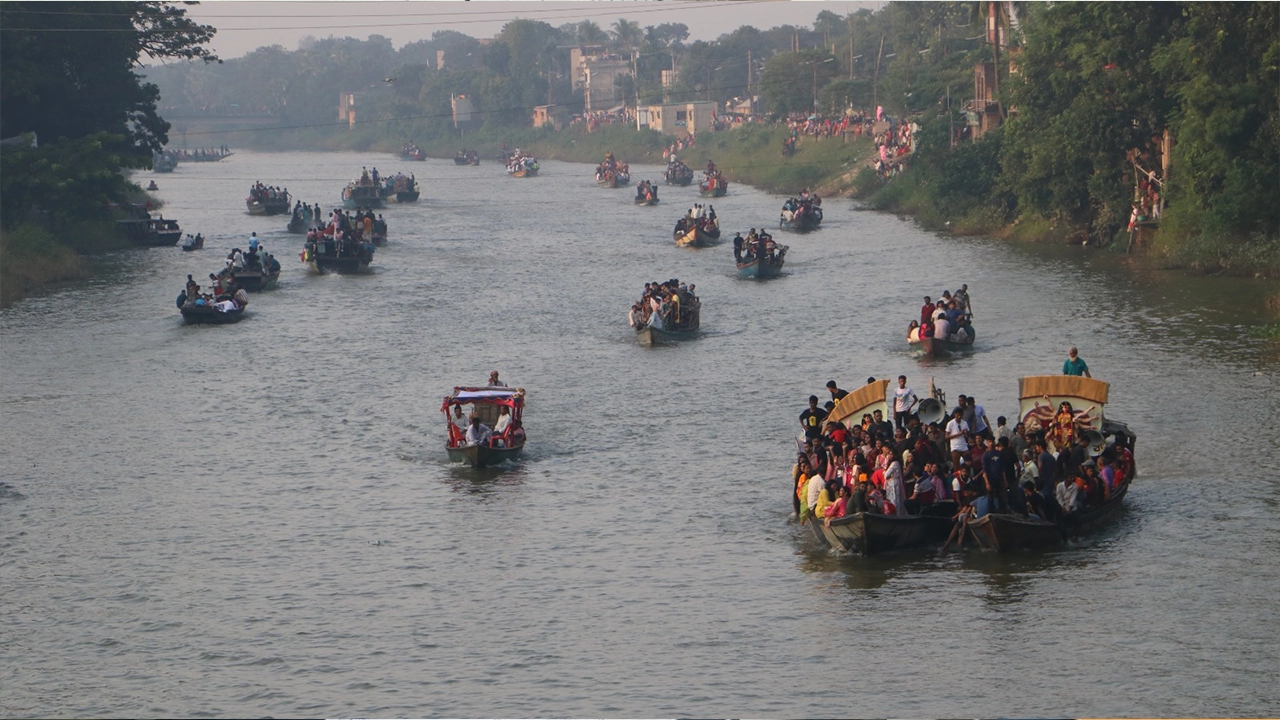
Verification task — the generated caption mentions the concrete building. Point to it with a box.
[571,45,632,112]
[532,105,569,130]
[643,101,716,137]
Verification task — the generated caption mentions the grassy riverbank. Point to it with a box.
[0,225,90,308]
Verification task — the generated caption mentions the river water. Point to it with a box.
[2,150,1278,718]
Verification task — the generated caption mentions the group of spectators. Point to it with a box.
[628,279,700,332]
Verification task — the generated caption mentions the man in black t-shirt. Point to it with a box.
[800,395,827,440]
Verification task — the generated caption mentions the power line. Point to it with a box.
[6,1,715,20]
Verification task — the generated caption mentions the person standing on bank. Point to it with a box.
[1063,347,1092,378]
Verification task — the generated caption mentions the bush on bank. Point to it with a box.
[0,224,89,308]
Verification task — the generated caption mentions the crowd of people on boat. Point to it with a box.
[628,279,700,332]
[383,172,417,196]
[356,167,382,187]
[247,182,288,206]
[224,234,281,276]
[401,141,426,159]
[455,149,480,164]
[674,204,718,237]
[663,156,694,185]
[506,149,538,174]
[700,161,726,194]
[290,201,324,230]
[907,286,975,345]
[635,179,659,203]
[733,228,779,265]
[171,145,231,161]
[178,271,249,314]
[780,191,822,225]
[596,153,630,184]
[305,208,386,254]
[793,368,1135,544]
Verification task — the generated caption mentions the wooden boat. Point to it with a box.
[453,150,480,165]
[180,234,204,251]
[634,186,660,205]
[635,295,700,346]
[699,176,728,197]
[401,146,427,161]
[146,181,159,191]
[231,266,280,292]
[152,152,177,173]
[118,217,182,246]
[967,477,1132,552]
[809,502,957,555]
[597,171,627,188]
[246,196,290,216]
[179,301,244,325]
[287,213,320,234]
[674,219,720,247]
[779,206,823,232]
[737,245,787,278]
[964,374,1139,552]
[664,161,694,186]
[342,183,385,210]
[390,189,419,203]
[442,386,526,468]
[509,167,538,178]
[908,333,975,356]
[303,237,375,274]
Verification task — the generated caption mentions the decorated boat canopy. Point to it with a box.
[441,386,525,412]
[1017,375,1108,428]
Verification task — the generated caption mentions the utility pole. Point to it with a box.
[746,50,752,96]
[872,34,884,112]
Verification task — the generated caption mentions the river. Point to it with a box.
[2,150,1278,717]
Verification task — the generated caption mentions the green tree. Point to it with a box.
[761,50,837,116]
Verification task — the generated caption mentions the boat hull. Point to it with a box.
[635,197,660,206]
[246,200,290,216]
[509,168,538,178]
[967,479,1131,552]
[811,503,956,555]
[908,336,974,356]
[779,216,822,232]
[636,325,698,346]
[447,441,525,468]
[699,184,727,198]
[737,258,785,278]
[231,269,279,292]
[675,226,720,247]
[180,305,244,324]
[392,191,420,203]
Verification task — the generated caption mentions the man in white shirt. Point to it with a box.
[492,406,512,445]
[945,408,970,470]
[465,417,492,446]
[934,315,951,342]
[893,375,918,429]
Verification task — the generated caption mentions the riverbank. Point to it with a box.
[0,225,90,308]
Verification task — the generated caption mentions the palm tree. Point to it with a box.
[577,20,607,46]
[610,18,642,52]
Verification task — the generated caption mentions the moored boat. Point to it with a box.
[443,385,527,468]
[779,194,823,232]
[118,216,182,246]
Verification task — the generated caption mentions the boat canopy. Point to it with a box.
[441,386,525,411]
[1017,375,1109,429]
[826,378,890,427]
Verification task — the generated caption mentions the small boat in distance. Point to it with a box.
[302,231,376,274]
[507,150,539,177]
[180,233,204,251]
[245,183,290,216]
[634,180,660,205]
[152,151,177,173]
[453,149,480,165]
[595,152,630,188]
[699,162,728,197]
[443,385,527,468]
[179,297,244,324]
[401,142,427,161]
[383,173,419,203]
[117,215,182,246]
[664,158,694,186]
[147,180,159,191]
[735,230,787,278]
[779,193,823,232]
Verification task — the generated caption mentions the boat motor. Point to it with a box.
[1083,429,1107,457]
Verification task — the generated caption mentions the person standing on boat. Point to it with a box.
[893,375,918,430]
[733,233,744,262]
[954,284,972,319]
[1063,347,1092,377]
[946,407,970,470]
[800,395,827,442]
[921,296,935,325]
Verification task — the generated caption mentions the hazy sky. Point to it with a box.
[184,0,885,59]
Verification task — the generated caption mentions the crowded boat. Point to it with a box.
[343,167,386,209]
[779,191,823,231]
[454,149,480,165]
[382,172,419,202]
[734,228,787,278]
[595,152,630,188]
[628,278,701,345]
[506,149,539,177]
[699,160,727,197]
[180,233,205,251]
[288,201,324,234]
[673,204,720,246]
[664,157,694,186]
[794,363,1136,555]
[907,287,976,355]
[302,208,380,273]
[400,141,426,161]
[176,271,248,324]
[223,234,282,291]
[634,179,660,205]
[245,182,291,215]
